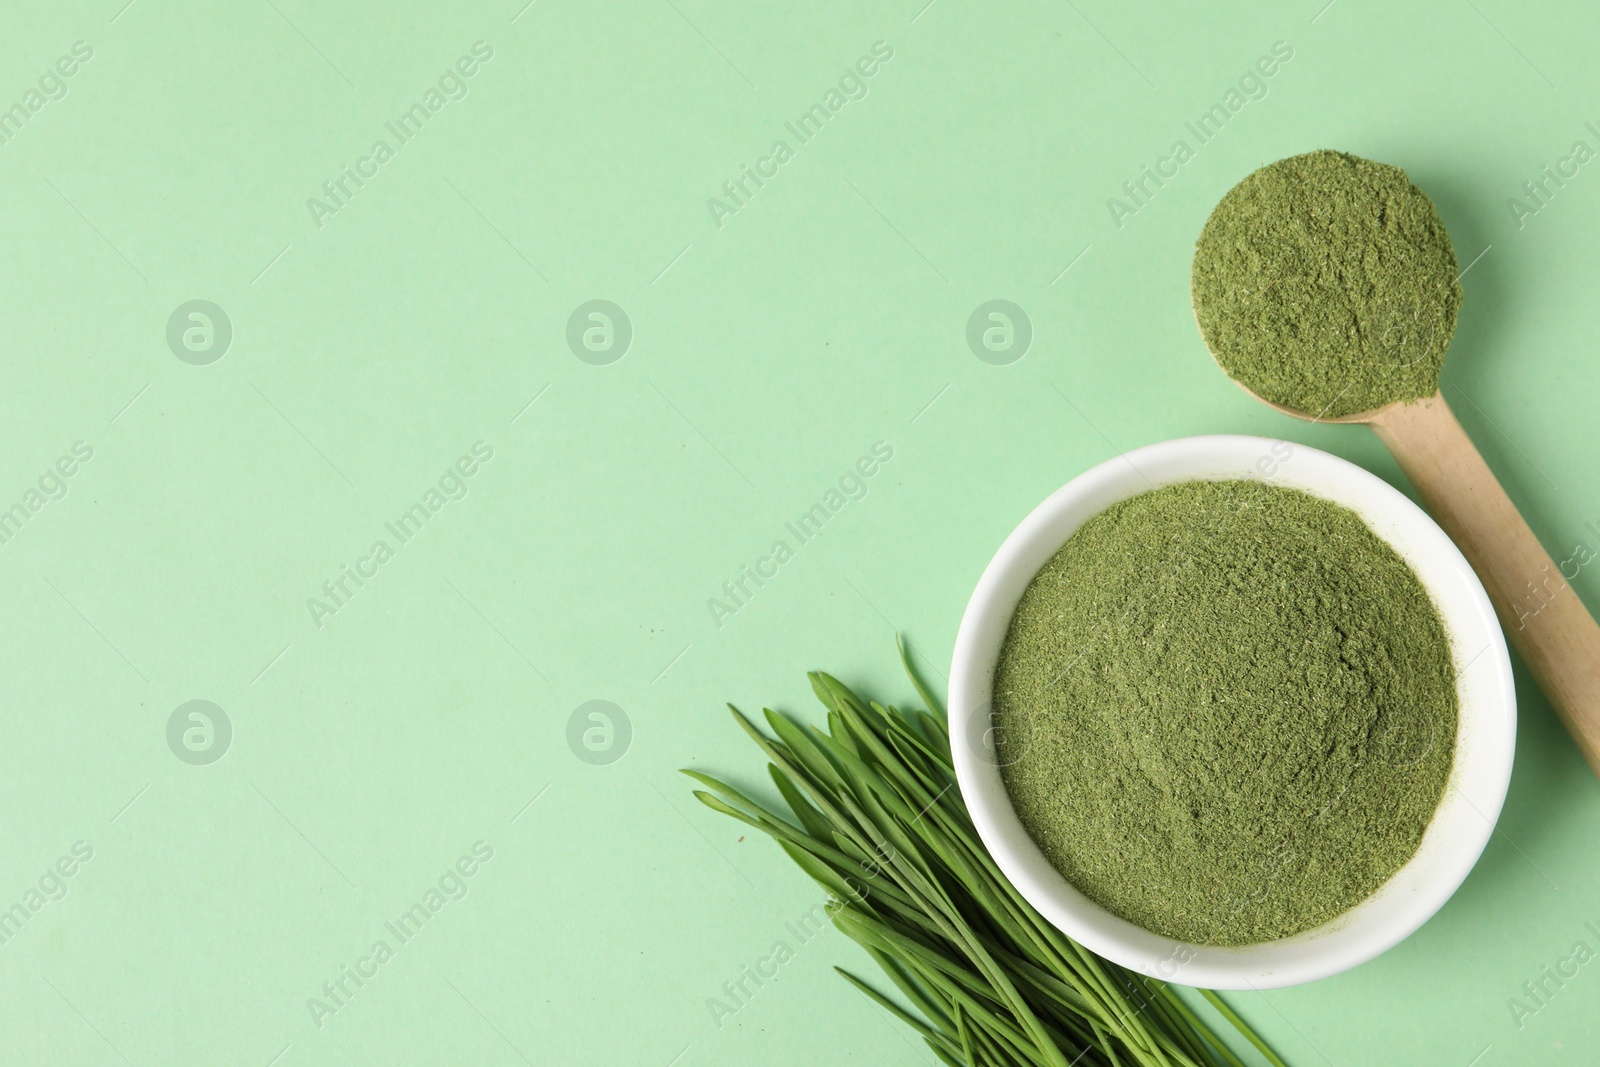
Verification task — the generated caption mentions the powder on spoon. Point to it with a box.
[993,479,1458,946]
[1192,149,1462,418]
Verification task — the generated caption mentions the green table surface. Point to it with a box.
[3,1,1599,1064]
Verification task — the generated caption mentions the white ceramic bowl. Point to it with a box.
[949,435,1516,989]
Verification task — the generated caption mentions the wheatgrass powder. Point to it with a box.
[1192,150,1461,418]
[993,479,1458,946]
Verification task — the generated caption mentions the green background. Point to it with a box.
[2,0,1598,1063]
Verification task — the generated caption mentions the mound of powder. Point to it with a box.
[993,479,1458,945]
[1192,150,1461,418]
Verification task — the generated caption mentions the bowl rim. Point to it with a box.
[948,433,1517,989]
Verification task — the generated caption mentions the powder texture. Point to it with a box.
[1192,150,1461,418]
[993,480,1458,946]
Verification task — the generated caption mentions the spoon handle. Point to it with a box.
[1371,392,1600,778]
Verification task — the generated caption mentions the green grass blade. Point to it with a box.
[897,632,947,719]
[1198,989,1287,1067]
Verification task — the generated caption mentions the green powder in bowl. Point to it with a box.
[992,479,1459,946]
[1191,149,1462,418]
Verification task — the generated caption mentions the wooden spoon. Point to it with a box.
[1226,377,1600,779]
